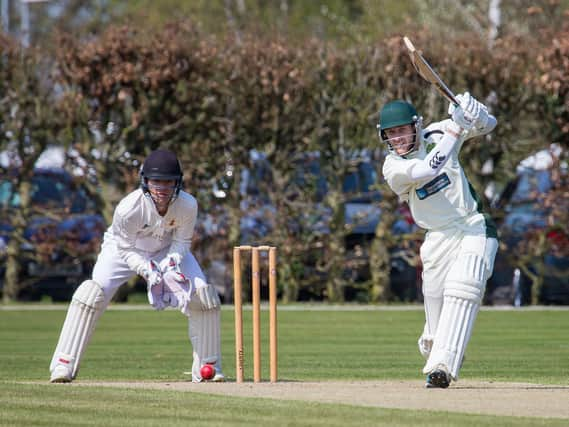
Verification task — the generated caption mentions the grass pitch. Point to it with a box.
[1,305,568,426]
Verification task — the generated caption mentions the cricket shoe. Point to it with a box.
[184,370,225,382]
[211,372,225,382]
[50,364,73,383]
[425,366,450,389]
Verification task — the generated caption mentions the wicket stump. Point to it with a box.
[233,245,278,383]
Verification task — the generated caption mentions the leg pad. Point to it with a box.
[423,254,486,380]
[188,303,223,382]
[50,280,106,381]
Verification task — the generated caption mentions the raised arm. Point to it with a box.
[408,93,495,180]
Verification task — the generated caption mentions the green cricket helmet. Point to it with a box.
[377,100,422,157]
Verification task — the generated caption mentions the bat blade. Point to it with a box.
[403,36,459,106]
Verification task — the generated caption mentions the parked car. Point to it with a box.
[485,151,569,306]
[0,168,105,301]
[197,150,421,302]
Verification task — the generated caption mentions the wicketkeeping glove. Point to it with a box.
[162,270,192,316]
[139,260,165,310]
[159,254,187,284]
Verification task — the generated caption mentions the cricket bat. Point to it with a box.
[402,36,459,107]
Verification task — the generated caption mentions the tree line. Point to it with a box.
[1,23,567,303]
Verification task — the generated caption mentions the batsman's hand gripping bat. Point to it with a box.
[403,36,459,107]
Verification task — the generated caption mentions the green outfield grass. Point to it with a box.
[1,306,568,426]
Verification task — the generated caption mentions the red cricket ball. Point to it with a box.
[200,364,216,380]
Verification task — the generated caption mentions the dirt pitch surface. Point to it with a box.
[69,380,569,419]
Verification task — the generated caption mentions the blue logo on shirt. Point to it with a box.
[416,173,451,200]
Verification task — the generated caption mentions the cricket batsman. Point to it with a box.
[378,93,498,388]
[49,149,224,383]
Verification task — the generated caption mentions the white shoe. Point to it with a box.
[50,364,73,383]
[211,372,225,382]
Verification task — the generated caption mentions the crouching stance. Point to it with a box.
[378,93,498,388]
[50,149,224,383]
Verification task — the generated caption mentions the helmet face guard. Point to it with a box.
[378,100,422,157]
[140,149,183,205]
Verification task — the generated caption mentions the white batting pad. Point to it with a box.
[50,280,106,381]
[188,302,222,382]
[423,253,487,379]
[423,295,478,379]
[196,281,221,311]
[445,253,487,303]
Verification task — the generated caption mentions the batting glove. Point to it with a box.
[449,92,488,131]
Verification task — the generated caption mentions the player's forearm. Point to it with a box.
[116,246,148,275]
[408,122,462,180]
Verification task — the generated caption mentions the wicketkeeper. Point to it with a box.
[50,149,224,383]
[378,93,498,388]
